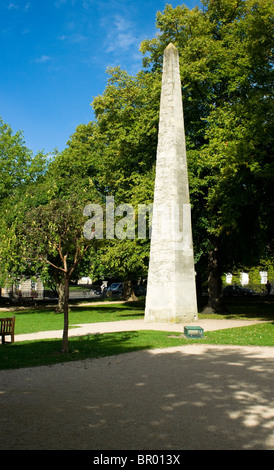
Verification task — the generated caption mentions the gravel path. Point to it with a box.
[1,318,274,450]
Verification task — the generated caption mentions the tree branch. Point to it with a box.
[39,256,66,273]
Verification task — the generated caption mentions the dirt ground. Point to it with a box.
[0,318,274,450]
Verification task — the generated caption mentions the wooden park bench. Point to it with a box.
[0,316,15,344]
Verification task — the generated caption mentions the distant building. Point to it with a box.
[225,271,270,287]
[1,278,44,299]
[240,272,249,286]
[77,277,92,285]
[259,271,268,285]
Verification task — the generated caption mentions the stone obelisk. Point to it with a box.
[144,43,198,324]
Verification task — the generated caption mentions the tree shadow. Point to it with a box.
[223,296,274,320]
[0,343,274,450]
[0,331,151,369]
[199,295,274,320]
[7,302,145,319]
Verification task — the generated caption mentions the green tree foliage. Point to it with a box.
[0,117,47,202]
[58,69,160,290]
[0,118,48,286]
[91,67,160,196]
[0,117,32,202]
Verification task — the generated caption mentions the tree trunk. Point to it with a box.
[56,278,65,313]
[122,280,138,301]
[61,274,70,353]
[202,245,227,314]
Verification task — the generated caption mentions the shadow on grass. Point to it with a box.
[11,301,145,316]
[0,331,154,370]
[223,296,274,320]
[199,295,274,321]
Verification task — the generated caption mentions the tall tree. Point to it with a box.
[0,119,102,352]
[18,195,96,353]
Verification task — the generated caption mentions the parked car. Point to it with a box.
[223,285,255,296]
[107,282,124,295]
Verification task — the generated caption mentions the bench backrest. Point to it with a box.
[0,317,15,334]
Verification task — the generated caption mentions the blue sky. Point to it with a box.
[1,0,201,155]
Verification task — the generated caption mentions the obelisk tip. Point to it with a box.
[165,42,177,51]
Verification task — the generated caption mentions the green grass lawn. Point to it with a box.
[3,301,145,335]
[0,297,273,370]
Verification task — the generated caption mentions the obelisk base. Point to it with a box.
[145,281,198,324]
[144,309,197,324]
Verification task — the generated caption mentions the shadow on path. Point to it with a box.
[0,344,273,450]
